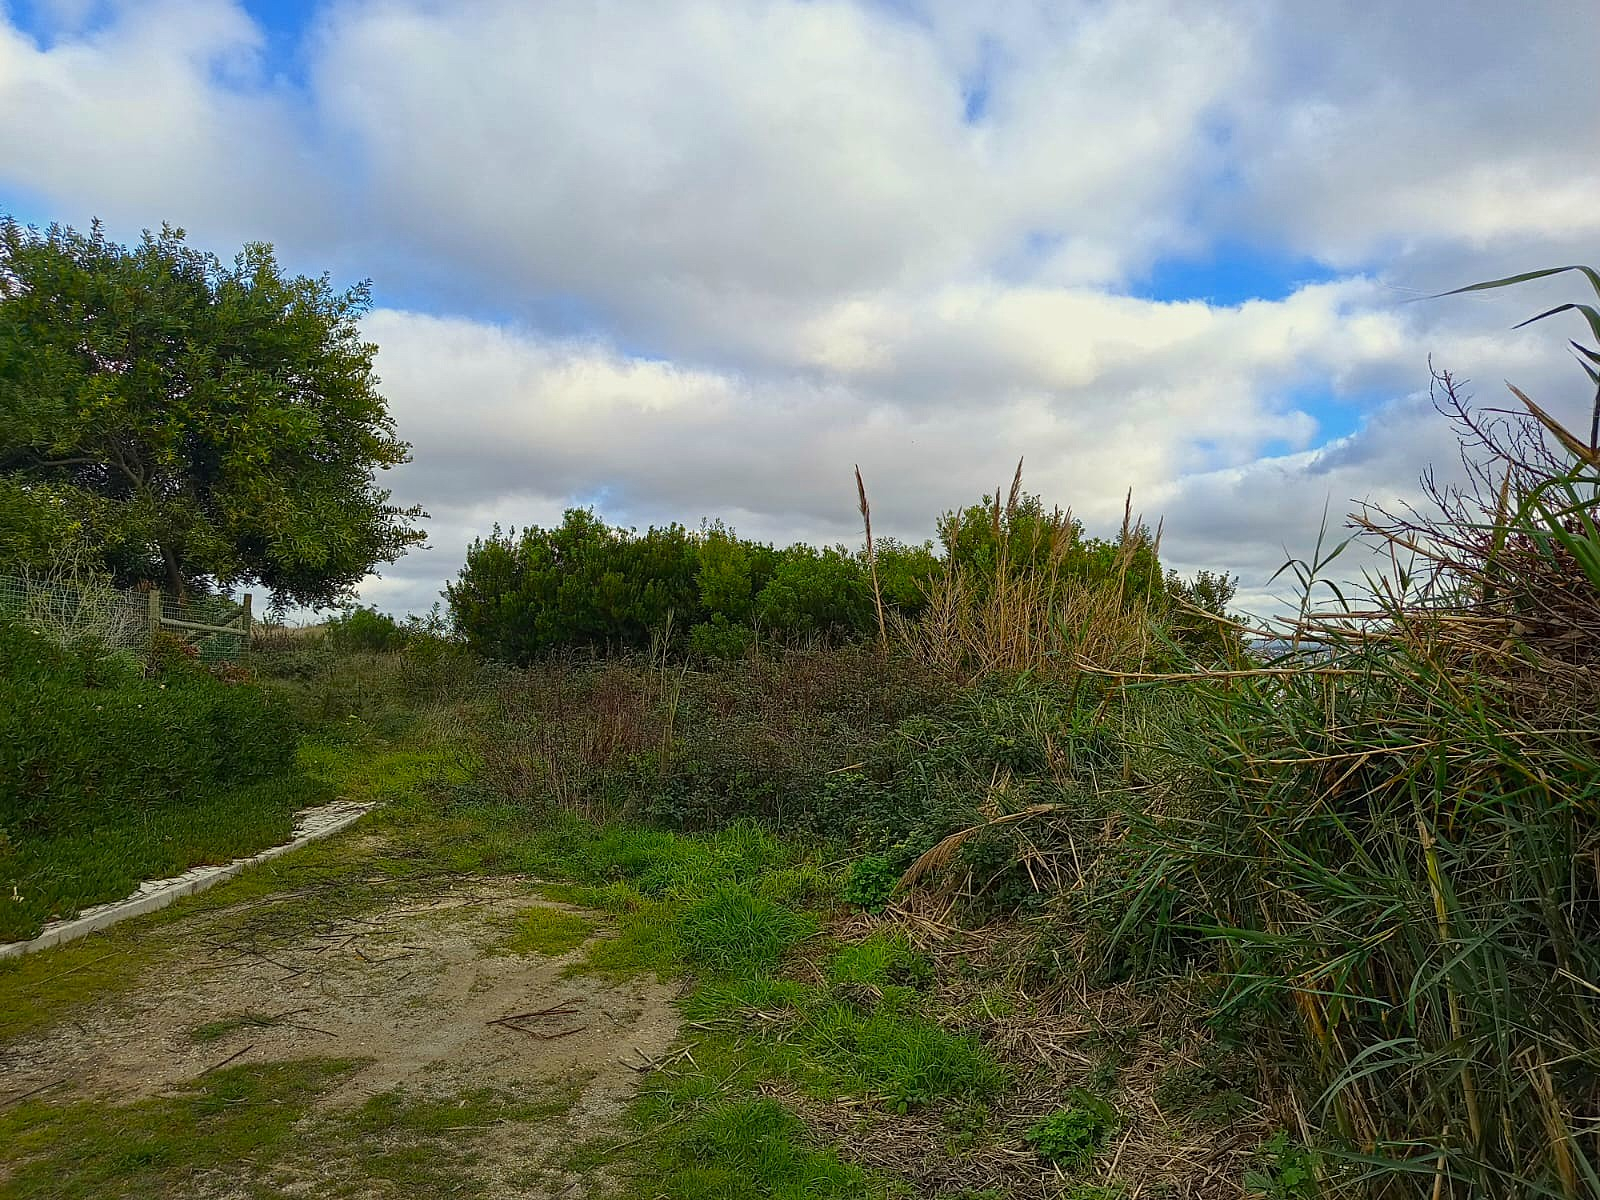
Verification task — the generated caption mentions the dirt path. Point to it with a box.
[0,868,680,1198]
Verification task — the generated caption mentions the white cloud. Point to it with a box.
[363,283,1585,615]
[1,0,1596,617]
[0,0,326,246]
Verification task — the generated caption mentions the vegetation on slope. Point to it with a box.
[0,622,324,940]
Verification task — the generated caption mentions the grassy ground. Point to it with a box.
[0,774,326,943]
[0,703,1275,1199]
[1,1057,584,1200]
[1,636,1306,1199]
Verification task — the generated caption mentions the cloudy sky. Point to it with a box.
[3,0,1598,615]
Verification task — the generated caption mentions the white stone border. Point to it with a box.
[0,800,375,960]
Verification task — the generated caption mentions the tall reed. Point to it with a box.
[902,461,1168,680]
[1109,378,1600,1197]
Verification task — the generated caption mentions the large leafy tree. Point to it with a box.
[0,217,425,605]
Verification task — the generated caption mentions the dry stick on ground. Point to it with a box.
[487,1001,582,1027]
[1,1078,69,1109]
[199,1044,255,1076]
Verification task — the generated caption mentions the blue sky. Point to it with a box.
[2,0,1597,614]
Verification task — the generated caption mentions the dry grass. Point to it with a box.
[902,468,1169,682]
[790,902,1284,1199]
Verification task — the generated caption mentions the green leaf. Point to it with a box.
[1512,301,1600,347]
[1434,264,1600,303]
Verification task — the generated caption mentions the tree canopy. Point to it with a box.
[0,217,425,606]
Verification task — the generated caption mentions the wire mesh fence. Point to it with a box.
[0,573,251,664]
[0,572,150,656]
[152,586,251,663]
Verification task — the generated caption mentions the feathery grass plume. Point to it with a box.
[855,464,887,648]
[900,461,1172,681]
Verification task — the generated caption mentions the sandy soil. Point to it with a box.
[0,875,682,1197]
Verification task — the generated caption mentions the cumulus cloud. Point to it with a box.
[0,0,328,247]
[364,288,1589,616]
[1,0,1596,616]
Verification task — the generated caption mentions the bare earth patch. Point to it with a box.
[0,872,680,1197]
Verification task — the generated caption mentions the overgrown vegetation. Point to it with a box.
[446,486,1235,664]
[5,258,1596,1200]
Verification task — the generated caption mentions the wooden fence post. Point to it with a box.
[241,593,253,654]
[147,587,162,652]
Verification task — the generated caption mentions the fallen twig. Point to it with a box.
[1,1077,68,1109]
[200,1044,255,1076]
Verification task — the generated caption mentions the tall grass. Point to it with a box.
[903,461,1170,680]
[1103,377,1600,1197]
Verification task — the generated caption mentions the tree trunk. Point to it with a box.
[160,543,186,607]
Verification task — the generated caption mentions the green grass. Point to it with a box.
[685,969,1005,1113]
[496,904,597,956]
[573,1034,904,1200]
[0,1059,363,1199]
[679,884,819,976]
[515,817,838,982]
[0,774,328,942]
[611,1095,893,1200]
[0,1060,583,1200]
[0,929,171,1042]
[827,931,933,989]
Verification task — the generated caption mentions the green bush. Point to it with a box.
[687,615,754,662]
[0,621,307,938]
[449,510,926,663]
[840,853,899,912]
[326,605,411,653]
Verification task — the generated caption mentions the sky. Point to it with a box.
[3,0,1598,617]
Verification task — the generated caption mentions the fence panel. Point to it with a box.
[0,575,252,664]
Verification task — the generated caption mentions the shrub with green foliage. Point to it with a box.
[326,605,411,653]
[449,510,938,664]
[0,621,308,938]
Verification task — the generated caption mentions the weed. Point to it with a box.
[688,975,1004,1113]
[496,905,596,956]
[188,1009,305,1043]
[840,853,900,911]
[1154,1044,1256,1126]
[1024,1091,1120,1167]
[1243,1132,1322,1198]
[598,1093,893,1200]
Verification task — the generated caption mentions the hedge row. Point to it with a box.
[0,622,299,837]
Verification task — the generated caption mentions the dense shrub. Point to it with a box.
[449,494,1232,668]
[0,621,306,937]
[449,509,945,664]
[472,647,948,832]
[2,626,298,832]
[326,605,411,653]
